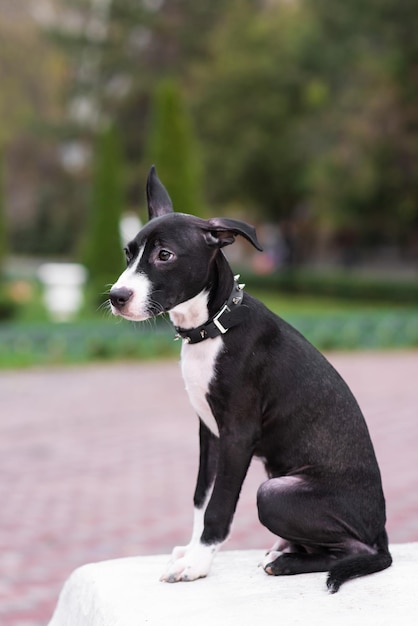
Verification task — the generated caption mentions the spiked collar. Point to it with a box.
[174,276,247,344]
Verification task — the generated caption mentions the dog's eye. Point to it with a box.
[124,247,133,265]
[158,249,173,262]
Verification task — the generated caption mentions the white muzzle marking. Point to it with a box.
[110,246,152,320]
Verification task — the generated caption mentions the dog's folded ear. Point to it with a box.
[202,218,263,251]
[146,165,174,220]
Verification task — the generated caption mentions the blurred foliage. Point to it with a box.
[44,0,224,211]
[145,78,205,217]
[82,124,125,306]
[0,1,71,255]
[0,148,6,271]
[0,148,17,320]
[0,9,65,145]
[1,0,418,264]
[193,0,418,250]
[193,0,317,219]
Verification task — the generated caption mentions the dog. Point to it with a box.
[109,165,392,592]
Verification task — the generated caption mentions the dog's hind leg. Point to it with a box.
[264,551,336,576]
[257,476,385,590]
[262,534,390,593]
[260,537,313,569]
[257,476,339,577]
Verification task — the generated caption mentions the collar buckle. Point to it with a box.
[212,303,231,334]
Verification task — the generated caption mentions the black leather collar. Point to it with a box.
[174,277,247,344]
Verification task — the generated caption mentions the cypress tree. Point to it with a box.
[83,124,125,307]
[0,149,6,276]
[0,148,16,320]
[146,79,204,216]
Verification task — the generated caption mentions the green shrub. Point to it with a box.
[0,288,18,320]
[1,309,418,369]
[145,79,205,216]
[244,269,418,305]
[0,147,6,273]
[82,125,125,307]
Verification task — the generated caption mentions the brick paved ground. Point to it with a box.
[1,352,417,626]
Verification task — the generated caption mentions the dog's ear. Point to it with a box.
[203,218,263,251]
[146,165,174,220]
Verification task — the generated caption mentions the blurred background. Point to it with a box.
[0,1,417,624]
[0,0,417,358]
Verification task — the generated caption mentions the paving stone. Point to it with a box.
[1,353,417,625]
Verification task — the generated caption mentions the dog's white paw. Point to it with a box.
[258,537,293,568]
[170,545,189,561]
[260,550,281,571]
[160,543,217,583]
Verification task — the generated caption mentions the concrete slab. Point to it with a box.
[49,545,418,626]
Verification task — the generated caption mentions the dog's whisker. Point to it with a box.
[147,299,166,318]
[96,299,113,317]
[159,315,173,331]
[97,299,110,310]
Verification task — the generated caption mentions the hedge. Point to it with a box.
[1,309,417,368]
[243,269,418,304]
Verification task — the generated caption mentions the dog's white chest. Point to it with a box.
[180,337,222,437]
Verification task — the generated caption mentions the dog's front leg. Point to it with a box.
[161,421,218,581]
[167,421,219,566]
[161,430,254,583]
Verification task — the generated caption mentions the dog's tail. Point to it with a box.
[327,530,392,593]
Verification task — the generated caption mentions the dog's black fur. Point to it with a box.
[110,167,391,592]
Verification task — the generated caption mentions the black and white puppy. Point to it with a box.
[109,166,391,592]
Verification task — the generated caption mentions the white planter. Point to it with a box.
[38,263,87,322]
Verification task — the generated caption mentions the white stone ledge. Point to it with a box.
[49,545,418,626]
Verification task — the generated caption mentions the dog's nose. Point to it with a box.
[109,286,133,308]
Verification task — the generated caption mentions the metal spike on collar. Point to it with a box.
[238,283,245,290]
[234,274,240,281]
[174,332,192,343]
